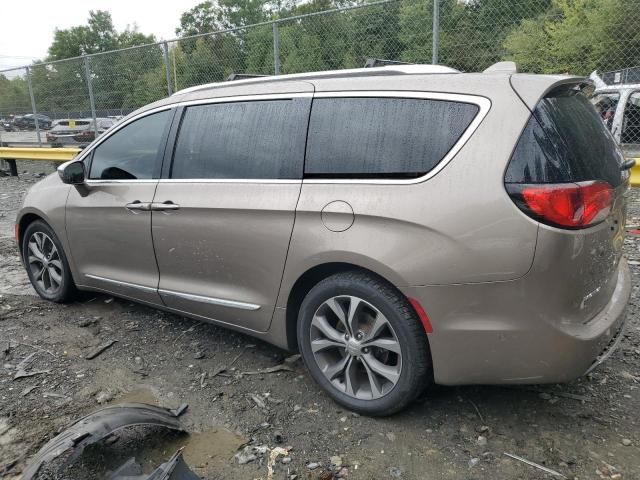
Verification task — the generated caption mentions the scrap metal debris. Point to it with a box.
[109,448,199,480]
[13,352,51,380]
[85,339,118,359]
[504,452,567,478]
[21,402,189,480]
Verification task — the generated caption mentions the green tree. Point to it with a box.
[505,0,640,75]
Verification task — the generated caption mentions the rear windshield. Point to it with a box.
[505,86,625,187]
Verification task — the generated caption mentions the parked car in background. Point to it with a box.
[17,62,631,415]
[591,68,640,157]
[46,118,117,147]
[11,113,52,130]
[0,117,13,131]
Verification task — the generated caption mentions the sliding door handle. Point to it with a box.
[150,201,180,211]
[125,201,151,211]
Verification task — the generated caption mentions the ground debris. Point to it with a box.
[13,352,50,380]
[240,363,294,376]
[234,444,269,465]
[504,452,566,478]
[85,339,118,359]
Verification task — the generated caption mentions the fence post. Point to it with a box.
[432,0,440,65]
[162,42,173,96]
[83,56,98,137]
[25,66,42,146]
[272,22,281,75]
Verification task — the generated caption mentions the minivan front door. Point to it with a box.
[151,92,312,332]
[66,109,173,304]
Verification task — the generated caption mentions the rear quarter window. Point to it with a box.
[304,97,480,179]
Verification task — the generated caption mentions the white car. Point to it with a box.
[590,69,640,157]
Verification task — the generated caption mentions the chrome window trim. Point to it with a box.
[304,90,491,185]
[85,179,159,185]
[156,179,301,184]
[75,90,490,185]
[158,289,261,311]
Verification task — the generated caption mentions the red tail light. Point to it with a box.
[506,181,613,229]
[73,130,95,142]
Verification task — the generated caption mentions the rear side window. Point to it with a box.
[305,97,479,178]
[171,99,308,180]
[505,86,624,186]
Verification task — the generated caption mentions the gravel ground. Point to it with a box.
[1,161,640,480]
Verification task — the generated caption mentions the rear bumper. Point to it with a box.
[401,259,631,385]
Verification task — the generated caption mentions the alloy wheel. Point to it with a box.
[310,295,402,400]
[27,232,63,295]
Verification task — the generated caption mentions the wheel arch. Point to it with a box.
[284,262,419,352]
[16,210,48,254]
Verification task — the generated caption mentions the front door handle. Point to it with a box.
[150,201,180,211]
[125,201,151,211]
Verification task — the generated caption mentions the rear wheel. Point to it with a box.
[297,271,431,416]
[22,220,77,303]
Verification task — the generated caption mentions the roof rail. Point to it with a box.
[173,64,460,96]
[364,58,413,68]
[226,73,271,82]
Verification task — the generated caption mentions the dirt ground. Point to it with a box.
[1,161,639,480]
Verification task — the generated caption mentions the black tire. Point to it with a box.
[22,220,77,303]
[297,271,431,416]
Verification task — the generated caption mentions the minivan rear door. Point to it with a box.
[152,86,313,332]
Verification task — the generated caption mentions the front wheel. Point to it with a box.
[297,271,431,416]
[22,220,77,303]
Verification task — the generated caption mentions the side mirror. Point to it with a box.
[57,160,85,185]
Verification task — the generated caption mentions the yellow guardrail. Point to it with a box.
[630,158,640,187]
[0,147,81,162]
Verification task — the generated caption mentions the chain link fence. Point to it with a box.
[1,0,639,151]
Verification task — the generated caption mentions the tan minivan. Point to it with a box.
[16,63,632,415]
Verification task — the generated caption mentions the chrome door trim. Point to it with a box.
[85,274,157,293]
[85,274,261,311]
[304,90,491,185]
[158,289,261,311]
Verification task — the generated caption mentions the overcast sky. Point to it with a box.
[0,0,203,71]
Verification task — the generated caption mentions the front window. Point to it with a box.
[88,110,171,180]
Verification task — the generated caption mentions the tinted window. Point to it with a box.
[89,110,171,180]
[305,97,479,178]
[505,87,624,186]
[171,99,308,179]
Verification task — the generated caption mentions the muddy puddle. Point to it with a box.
[93,386,246,474]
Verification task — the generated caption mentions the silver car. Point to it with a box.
[46,118,117,147]
[16,62,632,415]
